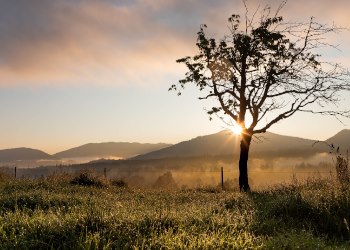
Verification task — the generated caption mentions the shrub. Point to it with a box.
[70,171,106,187]
[152,172,177,189]
[110,178,128,188]
[152,172,178,189]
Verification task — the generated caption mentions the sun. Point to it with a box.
[231,124,243,135]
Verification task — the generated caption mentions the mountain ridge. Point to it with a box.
[325,129,350,153]
[132,130,334,160]
[0,147,55,162]
[0,129,349,163]
[54,142,172,159]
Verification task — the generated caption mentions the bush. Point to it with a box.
[152,172,178,189]
[70,171,106,187]
[110,178,128,188]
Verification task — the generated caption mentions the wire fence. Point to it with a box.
[1,165,337,190]
[2,166,335,176]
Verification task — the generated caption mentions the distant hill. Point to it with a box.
[133,130,323,160]
[326,129,350,153]
[1,129,348,164]
[0,147,54,162]
[54,142,172,159]
[251,131,323,157]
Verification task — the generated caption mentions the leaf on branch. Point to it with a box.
[172,7,350,136]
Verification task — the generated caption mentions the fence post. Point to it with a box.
[104,168,107,179]
[221,167,224,190]
[14,166,17,179]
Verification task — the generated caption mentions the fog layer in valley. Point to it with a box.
[0,153,335,189]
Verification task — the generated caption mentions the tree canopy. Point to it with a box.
[171,7,350,135]
[171,3,350,191]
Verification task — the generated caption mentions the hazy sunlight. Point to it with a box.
[231,124,243,135]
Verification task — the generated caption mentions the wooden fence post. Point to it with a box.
[14,166,17,179]
[221,167,224,190]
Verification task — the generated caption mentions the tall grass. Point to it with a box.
[0,174,349,249]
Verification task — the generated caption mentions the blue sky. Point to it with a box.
[0,0,349,153]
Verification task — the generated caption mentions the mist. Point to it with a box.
[0,152,335,189]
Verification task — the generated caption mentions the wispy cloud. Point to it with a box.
[0,0,227,86]
[0,0,349,86]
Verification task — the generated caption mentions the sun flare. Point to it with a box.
[231,125,243,135]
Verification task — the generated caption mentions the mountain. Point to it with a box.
[326,129,350,153]
[0,147,54,162]
[54,142,172,159]
[133,130,323,160]
[1,129,348,164]
[251,131,322,157]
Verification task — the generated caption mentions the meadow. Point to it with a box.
[0,172,349,249]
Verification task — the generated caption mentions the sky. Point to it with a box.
[0,0,350,154]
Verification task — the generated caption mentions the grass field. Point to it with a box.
[0,173,349,249]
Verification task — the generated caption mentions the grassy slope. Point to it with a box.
[0,176,349,249]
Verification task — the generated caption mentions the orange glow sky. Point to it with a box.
[0,0,349,154]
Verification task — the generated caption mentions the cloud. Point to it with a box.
[0,0,349,86]
[0,1,167,85]
[0,0,228,86]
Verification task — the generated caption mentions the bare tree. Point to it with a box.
[170,3,350,191]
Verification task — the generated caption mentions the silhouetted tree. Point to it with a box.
[171,3,350,191]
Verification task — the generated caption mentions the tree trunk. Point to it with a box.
[239,132,252,192]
